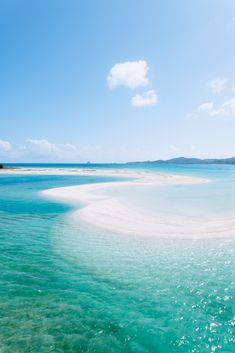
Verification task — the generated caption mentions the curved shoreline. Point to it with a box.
[4,167,235,238]
[39,168,235,239]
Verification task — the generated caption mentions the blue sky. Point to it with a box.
[1,0,235,162]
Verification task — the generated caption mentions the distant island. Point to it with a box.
[1,158,235,168]
[126,157,235,165]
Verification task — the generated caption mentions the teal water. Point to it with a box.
[0,165,235,353]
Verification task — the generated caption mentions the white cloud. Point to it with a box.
[131,89,158,107]
[212,98,235,116]
[190,98,235,118]
[0,139,12,152]
[63,143,77,150]
[197,102,214,113]
[209,78,227,93]
[23,139,82,161]
[26,139,58,154]
[107,60,149,89]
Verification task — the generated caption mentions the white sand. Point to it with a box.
[4,167,234,238]
[0,166,207,182]
[38,168,234,239]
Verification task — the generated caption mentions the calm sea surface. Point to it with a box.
[0,164,234,353]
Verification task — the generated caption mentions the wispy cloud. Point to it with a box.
[212,98,235,116]
[23,139,82,161]
[131,89,158,107]
[188,77,235,118]
[0,139,12,152]
[26,139,58,154]
[197,102,214,113]
[107,60,149,89]
[208,78,228,93]
[0,138,95,162]
[189,98,235,118]
[0,138,161,163]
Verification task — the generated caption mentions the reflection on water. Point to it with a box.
[0,167,235,352]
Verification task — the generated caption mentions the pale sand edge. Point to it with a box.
[0,166,208,182]
[4,167,230,238]
[37,168,235,239]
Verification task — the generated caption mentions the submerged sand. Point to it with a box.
[3,167,235,238]
[37,168,233,239]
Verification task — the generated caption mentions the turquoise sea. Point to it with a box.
[0,164,235,353]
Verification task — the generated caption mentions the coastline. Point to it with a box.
[2,167,235,238]
[37,167,233,239]
[0,165,207,182]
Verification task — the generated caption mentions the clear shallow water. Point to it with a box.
[0,165,235,353]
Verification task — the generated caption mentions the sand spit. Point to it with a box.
[39,168,235,239]
[4,167,232,238]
